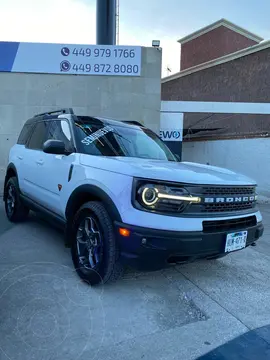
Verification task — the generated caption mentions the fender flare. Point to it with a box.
[65,184,122,223]
[3,163,18,201]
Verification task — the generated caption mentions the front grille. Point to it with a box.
[203,215,257,233]
[201,186,255,196]
[184,185,257,215]
[202,201,255,213]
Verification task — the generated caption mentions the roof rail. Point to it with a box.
[122,121,143,126]
[34,108,74,118]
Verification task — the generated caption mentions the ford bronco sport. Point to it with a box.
[4,108,264,285]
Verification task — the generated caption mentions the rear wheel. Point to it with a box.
[71,201,123,285]
[4,177,29,222]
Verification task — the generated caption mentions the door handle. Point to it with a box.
[17,155,23,160]
[36,160,44,165]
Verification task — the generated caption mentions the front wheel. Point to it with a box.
[71,201,123,285]
[4,177,29,222]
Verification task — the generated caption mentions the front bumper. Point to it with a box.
[115,221,264,271]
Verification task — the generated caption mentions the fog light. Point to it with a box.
[119,228,130,237]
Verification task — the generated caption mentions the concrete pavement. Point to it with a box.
[0,203,269,360]
[0,200,13,237]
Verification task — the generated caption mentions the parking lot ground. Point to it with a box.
[0,203,269,360]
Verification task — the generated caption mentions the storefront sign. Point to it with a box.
[0,41,142,76]
[160,113,183,142]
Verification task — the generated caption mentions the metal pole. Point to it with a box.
[116,0,119,45]
[96,0,116,45]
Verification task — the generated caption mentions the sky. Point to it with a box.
[1,0,270,77]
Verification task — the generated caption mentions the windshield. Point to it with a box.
[74,118,177,161]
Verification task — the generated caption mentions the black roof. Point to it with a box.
[33,108,74,118]
[25,109,144,129]
[76,116,144,129]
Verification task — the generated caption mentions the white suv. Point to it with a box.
[3,108,264,285]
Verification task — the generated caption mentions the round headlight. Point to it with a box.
[141,187,159,206]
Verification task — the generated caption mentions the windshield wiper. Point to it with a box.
[111,130,132,144]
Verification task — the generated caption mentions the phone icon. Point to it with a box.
[60,61,71,72]
[61,47,70,57]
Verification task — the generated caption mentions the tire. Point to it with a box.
[4,177,29,222]
[70,201,123,286]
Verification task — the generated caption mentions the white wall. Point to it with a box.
[0,47,161,181]
[182,138,270,202]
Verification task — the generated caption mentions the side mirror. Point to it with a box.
[43,139,66,155]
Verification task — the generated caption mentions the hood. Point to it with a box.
[80,155,256,186]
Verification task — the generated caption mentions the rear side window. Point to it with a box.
[27,121,50,150]
[17,124,34,145]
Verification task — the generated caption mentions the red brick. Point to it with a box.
[161,47,270,140]
[180,26,257,70]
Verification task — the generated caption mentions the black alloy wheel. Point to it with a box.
[4,177,29,222]
[76,215,103,271]
[71,201,123,285]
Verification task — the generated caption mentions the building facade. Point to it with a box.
[162,19,270,200]
[178,19,262,71]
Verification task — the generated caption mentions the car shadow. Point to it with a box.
[197,325,270,359]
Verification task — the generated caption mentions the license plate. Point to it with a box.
[225,231,248,253]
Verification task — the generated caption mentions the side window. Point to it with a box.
[17,124,34,145]
[47,120,73,152]
[27,121,50,150]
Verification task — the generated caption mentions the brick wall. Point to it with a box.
[162,47,270,140]
[180,26,258,70]
[162,47,270,102]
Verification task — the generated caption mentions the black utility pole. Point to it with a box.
[96,0,116,45]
